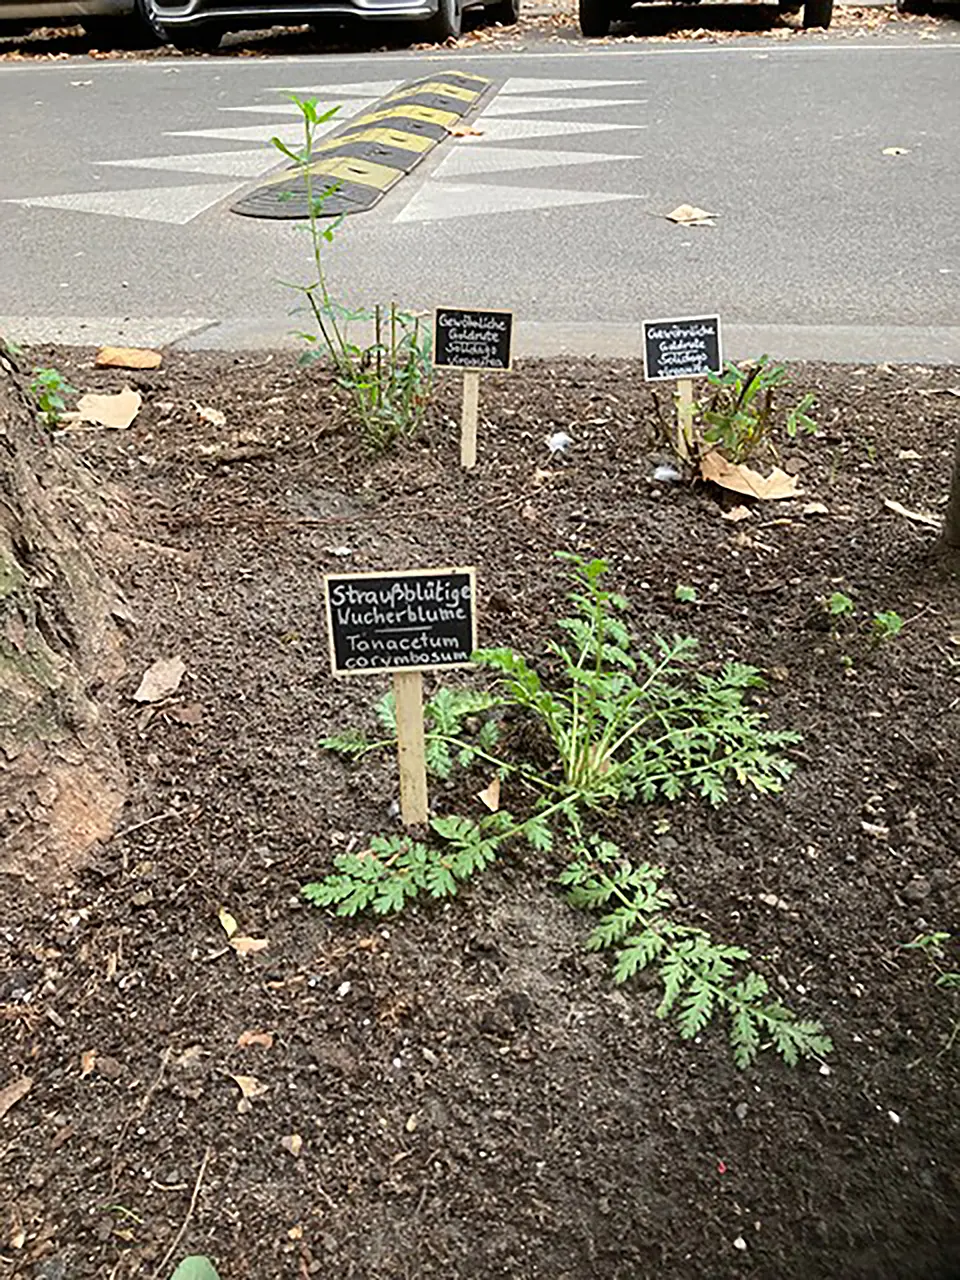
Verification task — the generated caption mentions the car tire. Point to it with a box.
[421,0,461,41]
[82,0,165,47]
[802,0,832,26]
[486,0,519,24]
[578,0,610,36]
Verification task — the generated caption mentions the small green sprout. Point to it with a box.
[674,584,698,604]
[29,366,76,429]
[871,611,904,643]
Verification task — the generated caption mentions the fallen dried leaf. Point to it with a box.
[95,345,162,370]
[237,1029,274,1049]
[666,202,717,226]
[882,498,940,529]
[230,1073,268,1100]
[0,1076,32,1121]
[195,402,227,428]
[230,935,269,956]
[133,655,186,703]
[802,501,830,516]
[701,450,801,500]
[477,776,501,813]
[71,386,141,430]
[167,702,203,726]
[281,1133,303,1157]
[80,1049,97,1078]
[451,125,484,137]
[721,504,752,523]
[897,449,922,460]
[218,906,239,939]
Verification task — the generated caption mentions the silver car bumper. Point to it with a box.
[153,0,432,22]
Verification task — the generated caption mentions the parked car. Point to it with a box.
[151,0,518,48]
[578,0,832,34]
[0,0,163,45]
[0,0,516,49]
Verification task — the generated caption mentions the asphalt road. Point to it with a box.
[1,35,958,359]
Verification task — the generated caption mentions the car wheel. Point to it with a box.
[802,0,832,26]
[82,0,165,47]
[421,0,461,41]
[578,0,610,35]
[486,0,519,25]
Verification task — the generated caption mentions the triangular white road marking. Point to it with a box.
[98,149,282,178]
[432,145,640,178]
[483,96,644,118]
[394,181,638,224]
[165,119,340,146]
[272,79,401,98]
[218,100,371,117]
[500,77,645,94]
[5,183,240,225]
[468,118,641,143]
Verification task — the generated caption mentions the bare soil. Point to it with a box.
[1,349,958,1280]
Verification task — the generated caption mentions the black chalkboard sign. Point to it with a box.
[434,307,513,371]
[325,567,477,676]
[643,314,722,382]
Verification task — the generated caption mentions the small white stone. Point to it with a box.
[733,1235,748,1252]
[819,1064,832,1077]
[888,1110,901,1125]
[653,463,681,483]
[546,431,573,456]
[336,981,351,999]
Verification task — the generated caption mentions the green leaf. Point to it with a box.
[170,1257,221,1280]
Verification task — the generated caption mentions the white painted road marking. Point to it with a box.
[500,77,645,94]
[97,149,283,178]
[6,183,241,225]
[463,117,642,142]
[394,181,639,224]
[431,145,642,178]
[482,95,644,118]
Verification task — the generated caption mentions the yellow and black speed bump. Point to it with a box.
[232,71,491,220]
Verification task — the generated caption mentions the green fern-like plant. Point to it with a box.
[560,837,832,1068]
[321,686,502,780]
[476,554,798,809]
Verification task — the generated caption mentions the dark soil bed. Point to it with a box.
[2,350,959,1280]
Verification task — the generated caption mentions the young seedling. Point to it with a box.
[674,584,698,604]
[701,356,816,464]
[169,1259,221,1280]
[274,97,432,451]
[29,366,76,429]
[871,610,904,643]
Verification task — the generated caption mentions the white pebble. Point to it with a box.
[733,1235,748,1252]
[888,1110,901,1125]
[546,431,573,456]
[653,463,681,483]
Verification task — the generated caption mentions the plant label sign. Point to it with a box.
[434,307,513,371]
[324,567,477,677]
[642,314,722,382]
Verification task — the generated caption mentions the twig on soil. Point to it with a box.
[151,1144,213,1280]
[110,808,180,842]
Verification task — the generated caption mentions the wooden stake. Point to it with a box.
[393,670,428,825]
[676,378,694,462]
[460,369,480,469]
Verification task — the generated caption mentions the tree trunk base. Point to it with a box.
[1,344,127,885]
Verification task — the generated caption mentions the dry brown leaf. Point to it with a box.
[194,402,227,428]
[9,1219,26,1251]
[230,1073,268,1100]
[721,505,752,523]
[73,387,141,430]
[0,1076,32,1121]
[883,497,940,529]
[133,655,186,703]
[701,450,801,500]
[237,1029,274,1049]
[281,1133,303,1157]
[80,1050,97,1078]
[230,935,269,956]
[477,776,501,813]
[218,906,238,938]
[666,203,717,226]
[451,125,484,137]
[167,702,203,726]
[95,345,162,370]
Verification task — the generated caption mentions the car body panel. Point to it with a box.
[0,0,128,18]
